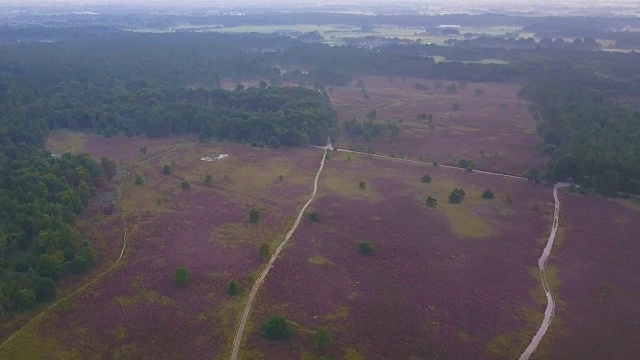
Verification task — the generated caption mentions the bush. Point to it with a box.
[267,135,281,149]
[482,189,495,199]
[134,174,144,187]
[307,211,321,223]
[358,241,375,255]
[448,188,466,204]
[425,196,438,208]
[421,174,432,183]
[452,102,461,111]
[181,181,190,190]
[358,181,366,190]
[261,314,292,341]
[204,174,213,186]
[162,164,171,175]
[249,208,260,223]
[227,280,239,296]
[259,243,270,261]
[174,267,189,287]
[315,327,333,350]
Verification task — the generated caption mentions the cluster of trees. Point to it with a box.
[445,36,601,51]
[0,127,101,312]
[520,66,640,195]
[343,117,400,141]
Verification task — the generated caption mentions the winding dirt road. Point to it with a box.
[519,182,570,360]
[229,143,329,360]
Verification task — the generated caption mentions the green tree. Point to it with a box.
[227,280,240,296]
[259,243,270,261]
[204,174,213,186]
[358,181,366,190]
[315,327,333,350]
[134,174,144,187]
[181,181,190,190]
[425,196,438,208]
[307,211,321,223]
[261,314,292,341]
[100,156,118,180]
[421,174,432,183]
[267,135,281,149]
[249,208,260,223]
[174,267,189,287]
[358,241,374,255]
[482,189,495,199]
[448,188,466,204]
[35,252,65,280]
[162,164,172,175]
[14,289,36,311]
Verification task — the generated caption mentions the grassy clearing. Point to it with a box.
[2,325,81,360]
[45,130,86,154]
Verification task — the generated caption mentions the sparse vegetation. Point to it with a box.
[315,327,333,350]
[259,243,271,261]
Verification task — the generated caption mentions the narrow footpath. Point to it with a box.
[519,182,570,360]
[229,142,330,360]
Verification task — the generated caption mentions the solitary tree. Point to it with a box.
[448,188,466,204]
[315,327,333,350]
[358,241,375,255]
[425,196,438,208]
[227,280,240,296]
[259,243,270,261]
[482,188,495,199]
[162,164,172,175]
[359,181,366,190]
[181,181,190,190]
[134,174,144,187]
[174,267,189,287]
[261,315,292,341]
[452,102,461,111]
[249,208,260,223]
[307,211,321,223]
[140,146,148,155]
[204,174,213,186]
[421,174,432,183]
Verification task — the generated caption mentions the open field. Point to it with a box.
[2,133,322,359]
[243,151,554,359]
[329,76,546,176]
[541,192,640,359]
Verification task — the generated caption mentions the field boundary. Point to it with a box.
[229,145,329,360]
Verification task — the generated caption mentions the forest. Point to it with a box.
[1,29,640,313]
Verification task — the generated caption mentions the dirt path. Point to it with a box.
[519,182,570,360]
[334,148,526,180]
[0,145,183,351]
[229,144,329,360]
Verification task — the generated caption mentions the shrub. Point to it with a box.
[452,102,461,111]
[267,135,281,149]
[162,164,171,175]
[307,211,321,223]
[421,174,432,183]
[358,181,366,190]
[315,327,333,350]
[140,146,147,155]
[174,267,189,287]
[249,208,260,223]
[227,280,239,296]
[261,315,292,341]
[134,174,144,187]
[482,189,495,199]
[181,181,190,190]
[259,243,270,261]
[204,174,213,186]
[425,196,438,208]
[358,241,374,255]
[448,188,466,204]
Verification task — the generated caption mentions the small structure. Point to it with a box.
[200,153,229,162]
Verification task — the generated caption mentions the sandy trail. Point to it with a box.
[229,141,329,360]
[518,182,570,360]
